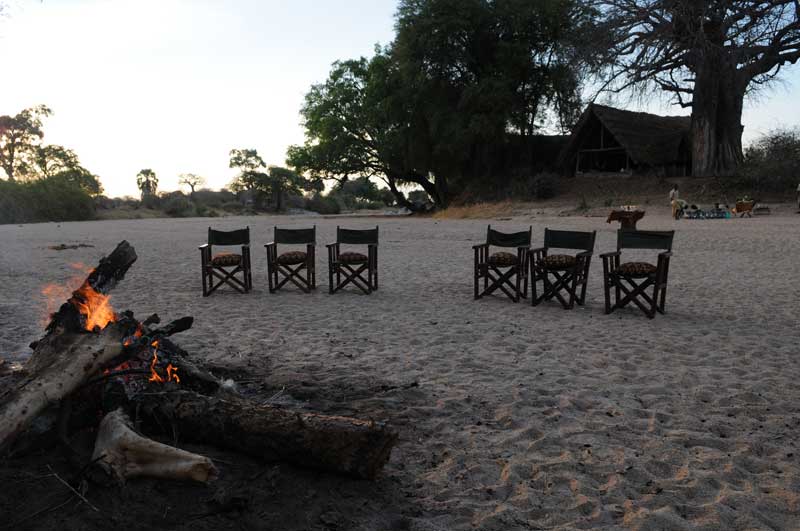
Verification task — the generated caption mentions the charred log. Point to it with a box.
[0,322,127,453]
[135,390,398,480]
[47,241,137,333]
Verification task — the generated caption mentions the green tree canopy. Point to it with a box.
[0,105,52,181]
[288,0,592,210]
[229,149,314,210]
[31,145,102,195]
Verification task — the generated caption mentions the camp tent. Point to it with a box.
[560,104,691,176]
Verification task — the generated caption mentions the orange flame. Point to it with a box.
[71,278,116,331]
[40,263,91,327]
[123,326,144,347]
[148,341,179,384]
[40,263,117,332]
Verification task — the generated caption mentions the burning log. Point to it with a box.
[2,240,398,482]
[134,390,398,480]
[92,408,217,483]
[0,320,128,453]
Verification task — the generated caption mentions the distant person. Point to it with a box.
[669,184,680,219]
[796,182,800,211]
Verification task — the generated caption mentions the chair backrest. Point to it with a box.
[275,226,315,245]
[486,225,531,248]
[544,229,596,251]
[337,226,379,245]
[208,227,249,246]
[617,229,674,251]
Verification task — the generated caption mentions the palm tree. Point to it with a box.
[136,169,158,201]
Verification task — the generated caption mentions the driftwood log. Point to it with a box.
[93,408,217,483]
[2,240,398,482]
[135,390,398,480]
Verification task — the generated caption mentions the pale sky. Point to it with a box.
[1,0,798,198]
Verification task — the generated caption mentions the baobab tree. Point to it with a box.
[592,0,800,176]
[178,173,205,199]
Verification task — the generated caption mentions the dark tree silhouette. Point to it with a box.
[592,0,800,176]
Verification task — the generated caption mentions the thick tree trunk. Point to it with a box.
[134,390,399,480]
[690,56,745,177]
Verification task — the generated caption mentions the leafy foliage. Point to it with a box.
[740,129,800,192]
[0,105,52,181]
[288,0,590,210]
[229,148,315,211]
[0,177,95,224]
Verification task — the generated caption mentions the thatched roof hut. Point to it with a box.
[560,104,691,176]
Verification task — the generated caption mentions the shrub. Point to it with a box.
[530,172,557,200]
[305,193,340,215]
[220,201,245,214]
[160,191,194,217]
[739,128,800,192]
[0,177,95,224]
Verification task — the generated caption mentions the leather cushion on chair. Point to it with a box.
[339,251,368,264]
[543,254,576,270]
[487,251,518,267]
[277,251,307,265]
[617,261,656,277]
[211,253,242,267]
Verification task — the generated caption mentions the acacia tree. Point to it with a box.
[136,169,159,202]
[286,54,440,211]
[31,144,102,195]
[178,173,206,198]
[0,105,52,181]
[592,0,800,176]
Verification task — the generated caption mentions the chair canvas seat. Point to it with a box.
[542,254,576,270]
[211,253,242,267]
[277,251,307,266]
[338,252,368,264]
[616,261,657,278]
[487,252,518,267]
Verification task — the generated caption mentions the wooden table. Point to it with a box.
[606,210,645,229]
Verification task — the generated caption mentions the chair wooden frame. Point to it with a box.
[326,226,378,295]
[530,229,596,309]
[199,227,252,296]
[473,225,531,302]
[601,229,674,319]
[265,226,316,293]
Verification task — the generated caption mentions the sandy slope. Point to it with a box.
[1,211,799,530]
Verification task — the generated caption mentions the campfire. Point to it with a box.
[1,241,397,489]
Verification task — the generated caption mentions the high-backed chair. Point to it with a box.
[326,226,378,294]
[601,229,674,318]
[199,227,252,296]
[530,229,596,309]
[265,226,316,293]
[473,225,531,302]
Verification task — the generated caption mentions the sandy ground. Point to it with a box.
[1,209,799,530]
